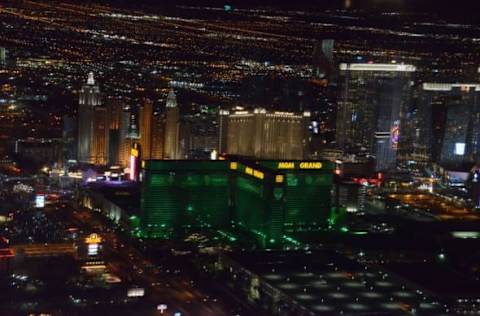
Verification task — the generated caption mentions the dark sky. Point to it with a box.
[130,0,479,10]
[96,0,480,23]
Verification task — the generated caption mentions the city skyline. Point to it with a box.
[1,1,480,315]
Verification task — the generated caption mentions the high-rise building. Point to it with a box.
[105,99,122,166]
[0,47,6,66]
[77,72,105,164]
[118,106,136,167]
[182,114,217,159]
[417,83,480,167]
[336,63,416,171]
[163,89,181,159]
[151,112,165,160]
[139,99,153,160]
[224,108,310,160]
[139,159,335,246]
[62,115,77,165]
[106,98,122,130]
[217,109,230,154]
[313,39,334,81]
[92,106,109,165]
[127,108,139,140]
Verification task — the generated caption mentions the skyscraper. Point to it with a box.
[0,47,6,66]
[62,115,77,166]
[418,83,480,166]
[336,63,415,171]
[92,106,109,165]
[139,99,153,160]
[217,109,230,154]
[313,39,334,81]
[151,112,165,160]
[106,99,122,166]
[225,108,310,160]
[77,72,104,164]
[106,98,122,130]
[163,89,181,159]
[118,106,136,167]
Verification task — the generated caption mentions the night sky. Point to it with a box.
[90,0,480,23]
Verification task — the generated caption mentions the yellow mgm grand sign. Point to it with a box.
[277,161,323,170]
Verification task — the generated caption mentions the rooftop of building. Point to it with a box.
[142,158,335,173]
[85,180,139,214]
[227,107,311,117]
[422,83,480,91]
[339,63,416,72]
[225,250,445,315]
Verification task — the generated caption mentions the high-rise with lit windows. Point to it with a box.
[336,63,415,171]
[225,108,310,160]
[139,99,153,160]
[417,83,480,167]
[163,89,181,159]
[78,72,107,164]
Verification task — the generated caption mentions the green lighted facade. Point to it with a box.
[230,162,285,247]
[258,161,334,231]
[139,159,335,244]
[140,161,230,238]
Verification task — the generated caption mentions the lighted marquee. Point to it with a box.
[85,233,102,256]
[277,161,323,169]
[35,194,45,208]
[455,142,466,156]
[85,233,102,244]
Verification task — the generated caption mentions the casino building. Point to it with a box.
[139,159,335,247]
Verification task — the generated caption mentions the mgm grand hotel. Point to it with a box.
[139,159,337,247]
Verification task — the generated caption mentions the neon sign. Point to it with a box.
[278,162,295,169]
[299,162,322,169]
[277,162,323,169]
[85,233,102,244]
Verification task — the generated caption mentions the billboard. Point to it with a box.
[455,142,466,156]
[35,194,45,208]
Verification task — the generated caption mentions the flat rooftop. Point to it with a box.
[228,250,446,315]
[86,181,140,213]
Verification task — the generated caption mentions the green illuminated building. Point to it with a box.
[140,159,335,245]
[140,161,230,238]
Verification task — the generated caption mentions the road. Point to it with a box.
[48,202,265,316]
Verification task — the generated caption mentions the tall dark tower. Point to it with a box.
[139,99,153,160]
[163,89,181,159]
[217,109,230,154]
[77,72,103,164]
[119,106,138,167]
[313,39,335,82]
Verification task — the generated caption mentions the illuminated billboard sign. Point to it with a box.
[88,244,99,256]
[455,143,466,156]
[277,162,323,169]
[35,194,45,208]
